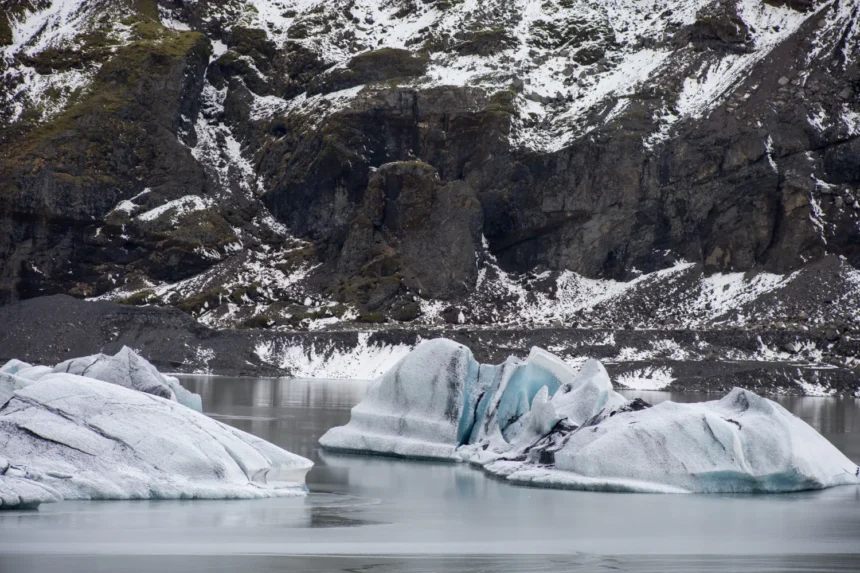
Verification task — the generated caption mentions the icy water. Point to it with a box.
[2,377,860,573]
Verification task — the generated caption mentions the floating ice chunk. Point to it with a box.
[320,338,860,493]
[526,347,576,388]
[320,339,476,459]
[54,346,175,400]
[0,374,312,507]
[529,386,560,435]
[164,375,203,412]
[53,346,202,410]
[506,385,562,451]
[494,354,565,440]
[319,340,579,460]
[470,349,571,444]
[0,473,62,509]
[0,372,33,409]
[551,359,626,427]
[544,388,860,493]
[0,359,31,375]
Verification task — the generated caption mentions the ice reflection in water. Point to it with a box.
[0,376,858,573]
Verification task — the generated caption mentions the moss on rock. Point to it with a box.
[455,29,515,57]
[176,288,228,315]
[0,12,13,46]
[307,48,428,95]
[119,289,162,306]
[356,311,388,324]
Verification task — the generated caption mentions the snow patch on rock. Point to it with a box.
[136,195,215,225]
[255,332,414,379]
[616,366,676,391]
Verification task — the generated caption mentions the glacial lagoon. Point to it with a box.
[1,375,859,573]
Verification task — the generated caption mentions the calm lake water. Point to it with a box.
[1,376,859,573]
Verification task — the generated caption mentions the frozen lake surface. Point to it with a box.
[2,376,859,572]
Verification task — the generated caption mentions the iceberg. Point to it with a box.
[318,340,576,459]
[5,347,204,411]
[0,354,312,509]
[319,339,476,459]
[0,359,31,375]
[53,346,205,410]
[320,339,860,494]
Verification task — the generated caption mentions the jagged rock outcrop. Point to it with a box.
[0,11,215,300]
[335,161,483,306]
[0,0,858,333]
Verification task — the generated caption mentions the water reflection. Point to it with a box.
[0,376,858,572]
[180,376,860,468]
[181,376,369,487]
[5,553,860,573]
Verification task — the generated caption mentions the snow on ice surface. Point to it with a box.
[319,339,476,459]
[0,353,311,509]
[0,360,31,376]
[546,388,856,493]
[321,339,608,459]
[321,339,860,493]
[52,346,204,412]
[54,346,176,400]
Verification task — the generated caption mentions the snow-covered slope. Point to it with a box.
[2,0,860,373]
[1,0,134,124]
[137,0,858,151]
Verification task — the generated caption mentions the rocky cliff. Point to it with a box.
[2,0,860,344]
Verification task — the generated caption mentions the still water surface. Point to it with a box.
[1,376,859,572]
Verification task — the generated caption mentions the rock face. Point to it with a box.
[335,161,484,306]
[1,0,859,332]
[1,14,215,301]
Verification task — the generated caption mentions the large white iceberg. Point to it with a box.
[0,352,312,509]
[320,339,860,494]
[52,346,203,411]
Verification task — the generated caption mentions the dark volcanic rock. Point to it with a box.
[0,24,213,301]
[337,161,483,302]
[307,48,428,96]
[1,0,860,342]
[763,0,816,11]
[674,3,752,52]
[2,295,858,395]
